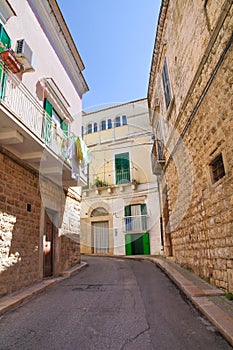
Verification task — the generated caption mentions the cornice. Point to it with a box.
[147,0,169,109]
[27,0,89,96]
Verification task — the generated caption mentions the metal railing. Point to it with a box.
[0,63,67,159]
[116,169,130,184]
[124,215,148,232]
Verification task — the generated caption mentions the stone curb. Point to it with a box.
[0,261,88,317]
[146,257,233,347]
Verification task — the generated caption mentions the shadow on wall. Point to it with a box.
[0,205,41,297]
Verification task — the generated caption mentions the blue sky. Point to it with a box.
[56,1,160,111]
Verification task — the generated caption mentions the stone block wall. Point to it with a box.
[148,0,233,291]
[60,190,81,271]
[0,149,82,297]
[0,150,41,297]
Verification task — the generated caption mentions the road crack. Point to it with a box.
[120,325,151,350]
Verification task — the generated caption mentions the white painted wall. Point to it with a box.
[4,0,84,135]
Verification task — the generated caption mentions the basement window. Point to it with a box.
[210,153,225,183]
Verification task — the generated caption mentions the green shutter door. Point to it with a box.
[125,234,132,255]
[44,99,53,144]
[115,152,130,184]
[142,233,150,255]
[0,24,11,99]
[131,234,143,255]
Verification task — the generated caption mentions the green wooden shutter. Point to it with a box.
[125,234,132,255]
[60,119,68,137]
[124,205,131,216]
[124,205,131,231]
[44,99,53,144]
[115,152,130,184]
[0,24,12,52]
[142,233,150,255]
[0,24,11,99]
[141,204,147,231]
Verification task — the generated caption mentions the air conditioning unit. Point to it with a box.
[15,39,35,72]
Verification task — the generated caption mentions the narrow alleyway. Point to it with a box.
[0,257,232,350]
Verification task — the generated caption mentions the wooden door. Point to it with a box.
[44,211,54,277]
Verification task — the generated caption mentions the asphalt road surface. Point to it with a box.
[0,256,232,350]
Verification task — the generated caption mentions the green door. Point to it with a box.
[125,234,132,255]
[125,233,150,256]
[142,233,150,255]
[131,234,144,255]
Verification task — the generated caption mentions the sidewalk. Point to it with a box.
[0,256,233,347]
[128,255,233,347]
[0,261,87,317]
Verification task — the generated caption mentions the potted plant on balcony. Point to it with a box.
[94,177,103,188]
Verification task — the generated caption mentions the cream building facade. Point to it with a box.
[81,99,163,256]
[148,0,233,291]
[0,0,88,296]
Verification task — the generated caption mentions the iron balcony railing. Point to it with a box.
[116,169,131,184]
[124,215,148,232]
[0,63,67,159]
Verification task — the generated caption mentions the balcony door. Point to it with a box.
[124,204,147,232]
[115,152,130,184]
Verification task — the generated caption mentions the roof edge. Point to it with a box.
[147,0,169,107]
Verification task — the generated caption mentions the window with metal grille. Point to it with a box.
[210,153,225,183]
[162,57,172,110]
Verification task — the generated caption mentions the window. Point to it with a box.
[162,57,172,110]
[93,122,98,132]
[115,116,121,127]
[81,126,84,137]
[122,115,127,125]
[115,152,130,184]
[124,204,147,232]
[108,119,112,129]
[87,124,92,134]
[101,120,106,130]
[210,153,225,183]
[44,99,68,143]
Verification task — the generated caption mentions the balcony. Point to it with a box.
[0,63,87,186]
[151,139,165,175]
[116,169,130,184]
[124,215,148,232]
